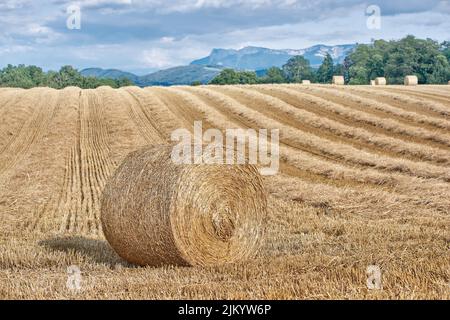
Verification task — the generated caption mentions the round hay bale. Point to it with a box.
[375,77,386,85]
[404,75,418,86]
[370,80,376,86]
[101,145,268,267]
[302,80,311,84]
[332,76,345,85]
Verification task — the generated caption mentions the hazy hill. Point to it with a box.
[136,65,223,86]
[81,65,222,86]
[80,68,139,82]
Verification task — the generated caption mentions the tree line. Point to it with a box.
[1,36,449,88]
[0,65,133,89]
[210,35,450,85]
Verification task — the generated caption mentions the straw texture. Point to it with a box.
[101,145,268,267]
[404,75,418,86]
[332,76,345,85]
[375,77,387,85]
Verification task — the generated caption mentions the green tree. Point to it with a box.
[348,65,369,85]
[238,71,258,84]
[210,69,259,85]
[0,64,42,88]
[191,80,202,86]
[115,77,134,88]
[263,67,286,83]
[344,35,450,84]
[210,69,239,84]
[333,63,344,76]
[442,41,450,63]
[316,53,334,83]
[54,65,83,88]
[282,56,313,83]
[0,64,136,89]
[345,44,372,84]
[366,53,384,80]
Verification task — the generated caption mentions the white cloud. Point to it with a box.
[160,36,175,43]
[61,0,132,8]
[140,42,207,69]
[0,0,449,73]
[22,24,64,44]
[0,45,34,55]
[141,48,174,69]
[155,0,302,13]
[0,0,30,10]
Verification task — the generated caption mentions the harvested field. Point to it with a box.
[0,84,449,299]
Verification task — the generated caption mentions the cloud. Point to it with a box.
[140,39,209,69]
[52,0,132,8]
[160,36,175,43]
[0,0,31,10]
[141,48,175,69]
[0,0,449,73]
[0,44,34,55]
[158,0,297,13]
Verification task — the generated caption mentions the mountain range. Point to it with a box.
[191,44,355,70]
[81,44,356,86]
[81,65,222,87]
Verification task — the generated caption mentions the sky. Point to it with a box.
[0,0,449,74]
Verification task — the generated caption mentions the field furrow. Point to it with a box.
[266,85,450,149]
[154,87,384,190]
[343,86,450,118]
[198,86,450,182]
[149,87,210,134]
[179,86,450,210]
[407,86,450,98]
[381,86,450,104]
[117,88,168,143]
[0,90,40,153]
[251,86,450,164]
[0,85,448,300]
[225,85,450,165]
[56,90,115,235]
[131,87,186,138]
[0,89,21,115]
[299,85,450,131]
[0,89,59,178]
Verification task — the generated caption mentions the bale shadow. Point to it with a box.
[39,235,131,268]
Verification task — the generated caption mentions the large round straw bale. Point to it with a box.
[302,80,311,84]
[101,145,268,267]
[404,75,418,86]
[370,80,376,86]
[332,76,345,85]
[375,77,386,85]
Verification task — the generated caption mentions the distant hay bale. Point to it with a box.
[101,145,268,267]
[370,80,376,86]
[404,75,418,86]
[375,77,386,85]
[302,80,311,84]
[448,80,450,85]
[332,76,345,85]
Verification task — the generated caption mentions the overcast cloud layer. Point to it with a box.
[0,0,449,74]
